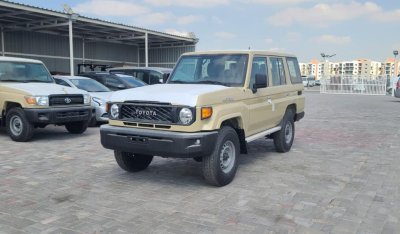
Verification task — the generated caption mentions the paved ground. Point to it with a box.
[1,92,400,234]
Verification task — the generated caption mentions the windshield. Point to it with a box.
[168,54,248,87]
[71,79,111,92]
[117,74,147,87]
[0,61,53,83]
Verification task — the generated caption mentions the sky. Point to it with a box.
[11,0,400,63]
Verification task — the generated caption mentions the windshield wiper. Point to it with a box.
[24,79,52,83]
[168,80,188,84]
[0,79,26,82]
[195,80,228,86]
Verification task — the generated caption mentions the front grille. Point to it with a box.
[56,110,89,118]
[49,95,84,106]
[120,104,174,124]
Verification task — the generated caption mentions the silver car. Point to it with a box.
[54,76,112,126]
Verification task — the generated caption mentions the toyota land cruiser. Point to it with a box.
[0,57,92,142]
[100,51,305,186]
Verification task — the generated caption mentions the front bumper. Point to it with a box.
[24,106,93,124]
[94,105,109,122]
[100,125,218,158]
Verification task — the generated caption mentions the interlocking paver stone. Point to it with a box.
[1,92,400,233]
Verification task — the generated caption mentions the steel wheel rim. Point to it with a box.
[10,115,23,136]
[219,140,235,173]
[284,121,293,144]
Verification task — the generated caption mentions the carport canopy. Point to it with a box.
[0,1,198,74]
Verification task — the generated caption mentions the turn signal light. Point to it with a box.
[201,107,213,120]
[105,102,110,113]
[25,96,36,105]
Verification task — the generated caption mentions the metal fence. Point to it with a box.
[320,75,387,95]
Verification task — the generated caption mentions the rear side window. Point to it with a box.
[269,57,286,86]
[287,57,302,84]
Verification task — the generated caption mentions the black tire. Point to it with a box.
[202,126,240,187]
[6,107,34,142]
[114,151,153,172]
[193,156,203,162]
[88,117,97,127]
[273,109,295,153]
[65,121,88,134]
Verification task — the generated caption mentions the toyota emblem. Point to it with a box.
[64,98,72,104]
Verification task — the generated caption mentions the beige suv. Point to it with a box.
[101,51,305,186]
[0,57,92,142]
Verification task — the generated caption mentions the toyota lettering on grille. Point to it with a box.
[64,98,72,104]
[135,109,157,116]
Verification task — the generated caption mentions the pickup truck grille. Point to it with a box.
[49,95,84,106]
[120,104,174,124]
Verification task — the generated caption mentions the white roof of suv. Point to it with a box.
[0,56,43,63]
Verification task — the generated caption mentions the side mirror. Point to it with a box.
[252,74,267,93]
[163,73,170,83]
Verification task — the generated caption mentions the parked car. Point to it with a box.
[315,79,321,86]
[0,57,92,142]
[302,75,316,87]
[54,76,112,126]
[100,51,305,186]
[108,67,173,85]
[79,72,147,91]
[395,76,400,98]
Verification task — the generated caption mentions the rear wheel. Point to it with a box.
[202,126,239,187]
[273,109,295,153]
[6,108,34,142]
[114,151,153,172]
[65,121,88,134]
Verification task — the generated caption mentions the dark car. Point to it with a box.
[108,67,173,85]
[395,76,400,98]
[79,72,147,91]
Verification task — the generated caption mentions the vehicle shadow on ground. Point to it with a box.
[108,139,276,187]
[0,127,94,142]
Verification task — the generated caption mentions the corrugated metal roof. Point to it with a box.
[0,0,198,43]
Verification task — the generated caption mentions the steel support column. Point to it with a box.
[145,32,148,67]
[1,27,4,56]
[69,18,74,75]
[82,38,85,72]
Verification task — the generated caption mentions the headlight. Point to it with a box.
[110,104,119,119]
[179,108,193,125]
[92,97,104,106]
[25,96,49,106]
[83,94,91,105]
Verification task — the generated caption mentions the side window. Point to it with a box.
[149,71,163,84]
[269,57,286,86]
[287,57,302,84]
[54,79,71,87]
[105,77,123,87]
[250,57,268,88]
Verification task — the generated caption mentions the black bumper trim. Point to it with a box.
[24,106,93,124]
[100,125,218,158]
[295,112,305,122]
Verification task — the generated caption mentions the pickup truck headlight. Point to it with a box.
[179,108,193,125]
[25,96,49,106]
[83,94,91,105]
[110,104,119,119]
[92,97,104,106]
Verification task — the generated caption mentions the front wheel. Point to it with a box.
[6,108,34,142]
[65,121,88,134]
[114,151,153,172]
[202,126,239,187]
[273,109,295,153]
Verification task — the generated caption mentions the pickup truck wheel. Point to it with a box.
[6,108,34,142]
[202,126,239,187]
[114,151,153,172]
[65,121,88,134]
[273,109,295,153]
[88,117,97,127]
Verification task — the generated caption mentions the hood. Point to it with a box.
[90,92,113,101]
[110,84,230,106]
[1,82,88,95]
